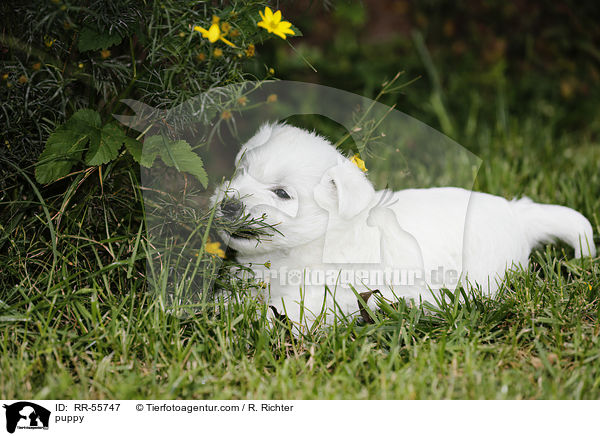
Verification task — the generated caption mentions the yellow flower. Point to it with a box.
[237,96,248,106]
[220,22,231,35]
[2,73,8,80]
[350,154,367,172]
[268,67,274,75]
[193,20,236,47]
[213,48,223,57]
[196,52,206,61]
[44,36,55,47]
[266,93,277,103]
[101,49,111,59]
[221,110,232,120]
[18,75,28,84]
[245,43,255,57]
[257,7,295,40]
[32,62,41,71]
[78,63,84,69]
[205,241,225,258]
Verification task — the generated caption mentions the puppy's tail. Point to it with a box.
[513,197,596,258]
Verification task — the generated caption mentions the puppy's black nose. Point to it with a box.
[220,197,243,219]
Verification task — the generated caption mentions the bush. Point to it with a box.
[0,0,298,303]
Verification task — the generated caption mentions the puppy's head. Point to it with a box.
[213,123,375,256]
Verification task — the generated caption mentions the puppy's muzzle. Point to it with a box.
[220,197,243,220]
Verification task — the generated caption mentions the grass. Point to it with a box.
[1,82,600,399]
[2,119,599,400]
[2,0,599,401]
[1,250,599,399]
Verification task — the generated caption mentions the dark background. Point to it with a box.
[252,0,600,148]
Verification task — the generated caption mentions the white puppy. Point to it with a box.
[213,123,596,326]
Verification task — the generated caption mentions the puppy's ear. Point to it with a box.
[316,158,375,219]
[235,122,280,166]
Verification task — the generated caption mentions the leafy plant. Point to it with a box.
[2,0,299,181]
[1,1,301,313]
[34,109,141,183]
[137,135,208,187]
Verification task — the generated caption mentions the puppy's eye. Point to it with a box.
[273,188,291,200]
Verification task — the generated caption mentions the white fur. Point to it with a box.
[213,123,596,327]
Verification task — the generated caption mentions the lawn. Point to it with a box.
[1,1,600,400]
[2,115,599,399]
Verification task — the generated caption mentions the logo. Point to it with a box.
[2,402,50,434]
[117,80,480,316]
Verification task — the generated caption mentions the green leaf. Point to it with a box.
[137,135,162,168]
[123,136,144,165]
[78,26,123,52]
[67,109,102,133]
[35,129,87,184]
[161,141,208,188]
[35,109,101,184]
[143,135,208,187]
[85,122,126,166]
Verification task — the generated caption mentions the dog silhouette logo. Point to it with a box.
[2,402,50,433]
